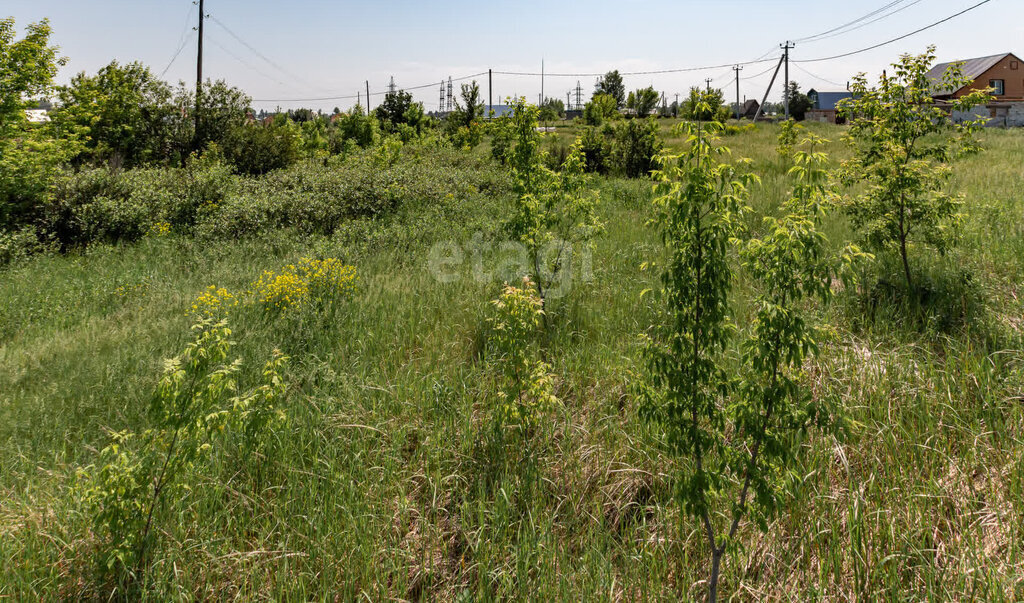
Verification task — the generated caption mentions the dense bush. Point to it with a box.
[39,153,234,247]
[222,123,301,176]
[610,118,662,178]
[578,125,612,174]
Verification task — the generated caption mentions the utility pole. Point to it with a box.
[705,78,712,92]
[366,80,371,111]
[194,0,205,150]
[540,58,545,107]
[782,41,794,119]
[674,92,679,117]
[753,54,785,122]
[488,68,492,118]
[733,65,743,120]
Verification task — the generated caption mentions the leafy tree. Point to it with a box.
[0,18,64,135]
[627,86,660,117]
[0,18,77,230]
[610,117,662,178]
[578,125,611,174]
[375,89,415,132]
[80,319,289,580]
[451,81,484,130]
[177,79,252,157]
[53,61,176,168]
[222,122,299,175]
[784,81,813,121]
[328,104,379,152]
[582,93,618,126]
[680,87,731,123]
[594,69,626,108]
[641,95,857,600]
[538,97,564,121]
[837,47,991,290]
[448,81,484,148]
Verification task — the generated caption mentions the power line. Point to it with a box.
[207,15,322,92]
[159,30,195,79]
[207,34,289,87]
[493,56,779,78]
[791,62,847,88]
[741,62,780,80]
[801,0,929,44]
[796,0,996,63]
[251,71,488,103]
[795,0,911,43]
[241,0,995,105]
[159,3,197,79]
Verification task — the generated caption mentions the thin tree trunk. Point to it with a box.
[899,232,913,292]
[709,548,723,603]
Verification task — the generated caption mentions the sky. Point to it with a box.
[7,0,1024,112]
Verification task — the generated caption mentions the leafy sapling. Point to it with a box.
[80,319,289,581]
[776,118,802,165]
[487,277,558,436]
[639,92,756,602]
[837,46,991,291]
[641,107,859,600]
[502,97,602,318]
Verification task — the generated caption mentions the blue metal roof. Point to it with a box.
[808,89,852,111]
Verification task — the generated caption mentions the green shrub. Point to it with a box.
[610,118,662,178]
[78,319,289,580]
[0,225,46,265]
[578,126,611,174]
[222,123,300,176]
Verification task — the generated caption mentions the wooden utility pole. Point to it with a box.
[705,78,712,92]
[733,65,742,119]
[194,0,205,149]
[488,68,492,118]
[782,41,794,119]
[753,54,785,123]
[366,80,371,111]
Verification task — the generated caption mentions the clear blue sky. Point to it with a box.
[7,0,1022,111]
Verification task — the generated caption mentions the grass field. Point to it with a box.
[2,122,1023,600]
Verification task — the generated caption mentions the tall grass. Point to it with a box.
[1,126,1022,600]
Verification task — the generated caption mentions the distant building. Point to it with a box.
[486,104,514,118]
[805,89,852,124]
[927,52,1024,127]
[739,99,760,119]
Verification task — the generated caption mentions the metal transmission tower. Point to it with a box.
[446,76,454,112]
[439,81,445,112]
[388,76,396,95]
[574,80,583,111]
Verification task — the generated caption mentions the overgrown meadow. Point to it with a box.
[1,116,1022,600]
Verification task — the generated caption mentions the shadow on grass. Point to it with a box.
[843,254,1005,348]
